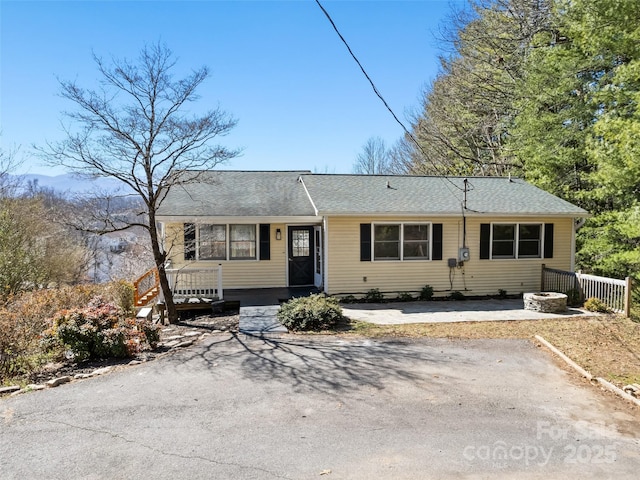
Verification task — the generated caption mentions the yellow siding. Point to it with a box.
[164,216,575,295]
[325,216,574,298]
[164,222,288,289]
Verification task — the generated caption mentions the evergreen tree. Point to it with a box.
[408,0,551,176]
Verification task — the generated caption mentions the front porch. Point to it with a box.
[224,287,321,307]
[133,265,320,326]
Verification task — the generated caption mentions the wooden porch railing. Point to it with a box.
[134,267,160,307]
[134,265,224,308]
[541,265,632,316]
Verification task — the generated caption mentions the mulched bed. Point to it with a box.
[25,310,239,385]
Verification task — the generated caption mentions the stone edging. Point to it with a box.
[2,330,214,398]
[535,334,640,408]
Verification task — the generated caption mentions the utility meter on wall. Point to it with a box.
[458,247,470,262]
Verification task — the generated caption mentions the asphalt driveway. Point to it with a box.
[2,334,639,479]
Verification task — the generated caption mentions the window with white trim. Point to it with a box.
[491,223,542,259]
[184,223,258,261]
[230,224,256,260]
[199,224,226,260]
[373,223,430,261]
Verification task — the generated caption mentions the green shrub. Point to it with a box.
[419,285,434,300]
[339,295,357,304]
[583,297,611,313]
[0,282,153,382]
[43,296,160,362]
[449,291,465,301]
[498,289,507,299]
[364,288,384,303]
[277,294,343,331]
[397,292,414,302]
[0,285,103,381]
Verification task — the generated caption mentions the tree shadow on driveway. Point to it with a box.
[173,333,470,397]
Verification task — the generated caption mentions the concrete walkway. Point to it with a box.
[229,287,318,335]
[342,298,597,324]
[237,294,596,333]
[238,305,287,334]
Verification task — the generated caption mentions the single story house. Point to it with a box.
[155,170,589,298]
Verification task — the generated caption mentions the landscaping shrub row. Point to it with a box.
[0,282,156,384]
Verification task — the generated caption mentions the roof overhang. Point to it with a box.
[156,215,322,224]
[315,211,590,218]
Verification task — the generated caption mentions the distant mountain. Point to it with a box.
[10,173,128,195]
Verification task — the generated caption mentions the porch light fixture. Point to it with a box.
[276,228,282,240]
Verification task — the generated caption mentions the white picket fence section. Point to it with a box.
[541,265,631,316]
[165,265,224,300]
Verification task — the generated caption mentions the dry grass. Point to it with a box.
[343,314,640,389]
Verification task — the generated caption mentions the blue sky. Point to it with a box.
[1,0,462,175]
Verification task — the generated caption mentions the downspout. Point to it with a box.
[323,215,329,295]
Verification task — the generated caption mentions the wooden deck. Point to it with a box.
[223,287,321,306]
[155,287,320,323]
[157,296,224,322]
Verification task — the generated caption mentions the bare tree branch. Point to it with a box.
[352,136,393,175]
[36,42,239,323]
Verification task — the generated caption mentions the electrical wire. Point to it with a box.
[313,0,464,200]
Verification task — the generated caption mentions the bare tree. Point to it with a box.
[407,0,552,177]
[353,136,393,174]
[0,142,21,196]
[41,43,239,323]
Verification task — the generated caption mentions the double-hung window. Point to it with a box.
[184,223,258,261]
[374,225,401,260]
[230,224,256,260]
[491,223,542,259]
[373,223,430,261]
[199,224,226,260]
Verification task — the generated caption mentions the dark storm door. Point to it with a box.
[288,226,315,286]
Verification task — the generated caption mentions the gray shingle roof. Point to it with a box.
[300,174,588,216]
[157,171,316,217]
[156,171,589,218]
[302,174,587,216]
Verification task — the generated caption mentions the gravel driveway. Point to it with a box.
[2,333,639,479]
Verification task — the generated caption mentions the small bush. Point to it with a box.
[0,285,104,381]
[583,297,611,313]
[364,288,384,303]
[397,292,414,302]
[277,294,343,331]
[339,295,357,304]
[0,282,153,383]
[43,296,160,362]
[419,285,434,301]
[565,288,582,306]
[498,289,507,299]
[107,280,136,316]
[449,291,465,301]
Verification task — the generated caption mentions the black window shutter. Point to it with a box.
[259,224,271,260]
[184,223,196,260]
[360,224,371,261]
[544,223,554,259]
[432,224,443,260]
[480,224,490,259]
